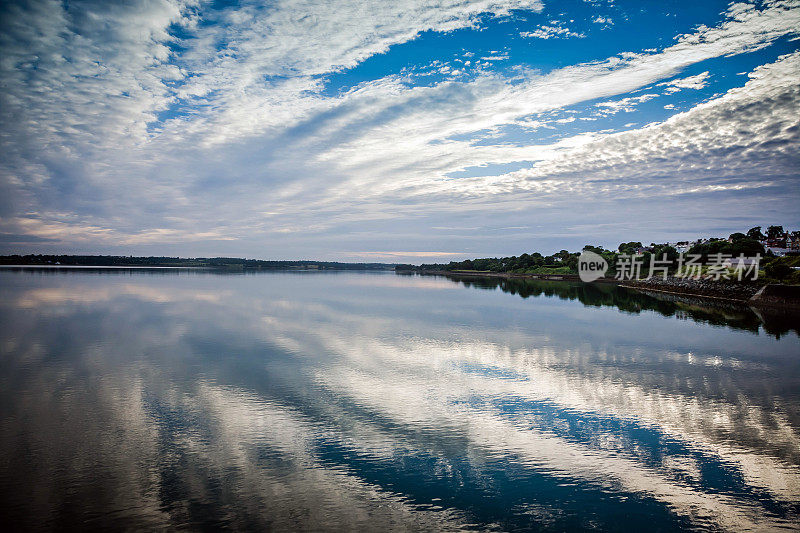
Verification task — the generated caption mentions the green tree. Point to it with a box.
[618,242,643,255]
[688,238,764,260]
[746,226,765,240]
[582,245,607,254]
[650,244,679,264]
[767,225,785,241]
[765,262,792,281]
[725,238,765,257]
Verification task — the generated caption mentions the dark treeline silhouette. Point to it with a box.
[0,255,395,270]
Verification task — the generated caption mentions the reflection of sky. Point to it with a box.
[1,270,799,530]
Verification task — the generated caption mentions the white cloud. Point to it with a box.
[0,0,192,149]
[479,54,509,61]
[659,71,711,93]
[520,22,585,39]
[592,15,614,25]
[498,51,800,198]
[594,93,660,114]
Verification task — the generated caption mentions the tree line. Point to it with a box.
[396,225,799,282]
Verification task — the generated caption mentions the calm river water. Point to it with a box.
[0,268,799,531]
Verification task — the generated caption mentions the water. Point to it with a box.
[0,268,798,531]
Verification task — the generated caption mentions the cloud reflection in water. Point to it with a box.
[0,270,798,531]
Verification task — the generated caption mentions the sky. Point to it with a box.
[0,0,798,262]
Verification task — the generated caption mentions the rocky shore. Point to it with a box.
[749,284,800,310]
[620,276,762,301]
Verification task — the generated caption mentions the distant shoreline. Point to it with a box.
[0,255,397,271]
[0,264,392,272]
[0,264,202,269]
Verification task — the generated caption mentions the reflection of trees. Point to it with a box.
[750,307,800,340]
[437,274,798,339]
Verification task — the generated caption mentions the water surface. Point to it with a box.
[1,269,798,531]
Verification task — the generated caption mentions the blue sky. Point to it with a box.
[0,0,798,262]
